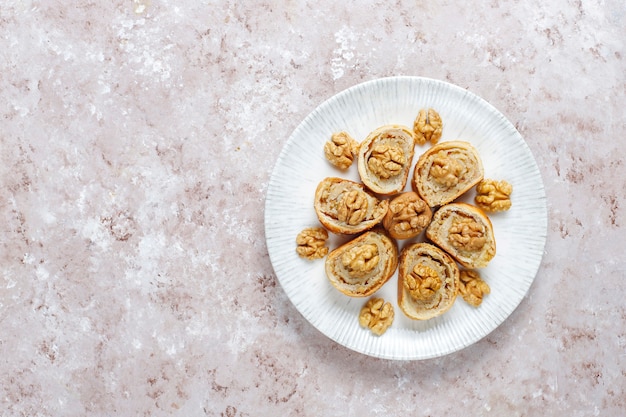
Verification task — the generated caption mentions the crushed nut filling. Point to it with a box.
[295,227,329,260]
[448,217,486,251]
[324,131,359,170]
[359,297,394,336]
[405,264,442,301]
[475,179,513,212]
[367,143,406,179]
[459,269,490,307]
[414,108,443,145]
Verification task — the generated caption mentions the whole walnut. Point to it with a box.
[296,227,329,260]
[448,217,487,251]
[475,179,513,212]
[405,264,442,301]
[359,297,394,336]
[414,108,443,145]
[459,269,490,307]
[324,131,359,170]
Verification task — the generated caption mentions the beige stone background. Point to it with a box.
[0,1,624,416]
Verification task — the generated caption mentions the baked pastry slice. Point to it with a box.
[397,243,460,320]
[314,177,388,234]
[426,203,496,268]
[412,141,484,207]
[325,229,398,297]
[357,124,416,195]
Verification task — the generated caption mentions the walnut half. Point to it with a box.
[340,244,379,278]
[367,143,406,179]
[296,227,329,260]
[475,179,513,212]
[404,264,442,301]
[324,131,359,170]
[359,297,394,336]
[430,152,464,187]
[413,108,443,145]
[448,217,486,251]
[459,269,490,307]
[337,189,368,226]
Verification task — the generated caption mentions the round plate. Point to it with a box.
[264,76,547,360]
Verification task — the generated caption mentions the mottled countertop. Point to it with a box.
[1,1,625,416]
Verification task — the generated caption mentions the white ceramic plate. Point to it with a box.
[264,76,547,360]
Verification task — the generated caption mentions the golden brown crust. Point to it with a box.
[426,203,496,268]
[325,229,398,297]
[412,141,484,207]
[382,192,432,240]
[397,243,459,320]
[357,124,416,195]
[314,177,388,234]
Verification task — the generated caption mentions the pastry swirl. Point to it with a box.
[412,141,484,207]
[325,229,398,297]
[397,242,460,320]
[357,124,416,195]
[314,177,388,234]
[426,203,496,268]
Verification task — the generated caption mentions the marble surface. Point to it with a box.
[1,0,624,415]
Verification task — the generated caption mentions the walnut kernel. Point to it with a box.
[459,269,490,307]
[475,179,513,212]
[405,264,442,301]
[448,217,486,251]
[430,152,464,187]
[324,131,359,170]
[359,297,394,336]
[340,244,379,278]
[413,108,443,145]
[367,143,406,179]
[337,189,368,226]
[296,227,329,260]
